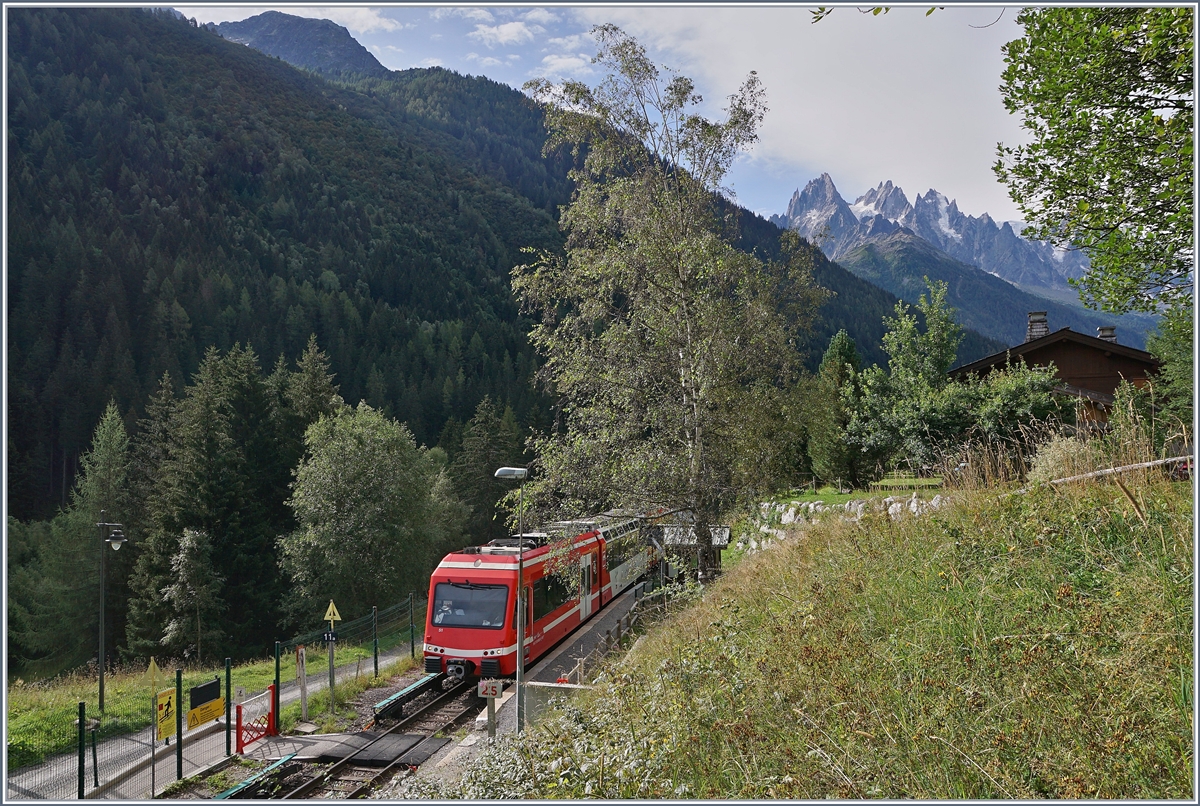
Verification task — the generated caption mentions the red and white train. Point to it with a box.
[423,516,659,680]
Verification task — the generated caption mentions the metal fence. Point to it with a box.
[5,665,241,800]
[272,595,427,722]
[6,595,425,800]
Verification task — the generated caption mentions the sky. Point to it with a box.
[179,3,1032,223]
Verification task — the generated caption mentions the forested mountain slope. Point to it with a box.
[837,231,1149,349]
[7,8,566,520]
[7,7,1001,525]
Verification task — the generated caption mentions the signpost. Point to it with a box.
[477,679,501,739]
[156,688,176,742]
[147,658,161,797]
[296,645,308,721]
[324,600,341,714]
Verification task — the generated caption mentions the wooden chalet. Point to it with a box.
[949,312,1161,423]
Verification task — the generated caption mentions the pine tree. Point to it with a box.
[9,402,132,678]
[160,528,225,665]
[126,345,296,659]
[450,396,525,541]
[807,330,863,488]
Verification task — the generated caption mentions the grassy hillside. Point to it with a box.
[421,475,1193,798]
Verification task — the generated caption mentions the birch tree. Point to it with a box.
[518,26,824,572]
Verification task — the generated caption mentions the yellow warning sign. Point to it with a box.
[187,697,225,730]
[324,600,342,623]
[156,689,177,741]
[146,657,162,688]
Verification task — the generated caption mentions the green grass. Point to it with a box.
[275,654,418,734]
[423,477,1192,799]
[5,627,422,769]
[869,474,944,491]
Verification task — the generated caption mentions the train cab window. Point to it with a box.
[432,583,508,629]
[532,573,572,621]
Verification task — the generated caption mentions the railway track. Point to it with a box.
[278,679,479,800]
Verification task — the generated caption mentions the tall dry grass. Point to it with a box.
[404,469,1192,799]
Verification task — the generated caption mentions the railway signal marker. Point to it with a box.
[478,679,501,738]
[323,601,341,715]
[324,600,342,626]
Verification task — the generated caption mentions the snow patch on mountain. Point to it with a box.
[772,175,1089,293]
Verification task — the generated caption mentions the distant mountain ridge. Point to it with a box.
[769,173,1157,349]
[209,10,391,79]
[836,229,1149,349]
[769,173,1091,293]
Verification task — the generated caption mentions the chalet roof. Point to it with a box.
[950,327,1160,379]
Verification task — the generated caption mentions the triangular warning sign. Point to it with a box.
[147,657,162,686]
[324,600,342,622]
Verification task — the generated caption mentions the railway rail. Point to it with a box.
[276,679,478,800]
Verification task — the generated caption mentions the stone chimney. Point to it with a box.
[1026,312,1049,342]
[1096,325,1117,343]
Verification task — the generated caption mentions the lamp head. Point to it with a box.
[493,467,528,481]
[106,529,126,551]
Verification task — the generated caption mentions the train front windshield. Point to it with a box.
[431,582,509,629]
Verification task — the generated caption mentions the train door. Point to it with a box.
[579,554,593,619]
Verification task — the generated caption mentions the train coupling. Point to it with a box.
[445,660,472,686]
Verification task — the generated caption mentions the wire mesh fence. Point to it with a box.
[275,596,427,709]
[6,595,425,800]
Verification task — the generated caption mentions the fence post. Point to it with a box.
[91,728,99,787]
[372,605,379,679]
[175,669,183,780]
[273,641,281,727]
[225,657,232,756]
[235,702,244,754]
[77,702,85,799]
[266,683,276,736]
[408,593,415,659]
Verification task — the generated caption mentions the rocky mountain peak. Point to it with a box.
[773,175,1091,294]
[851,180,912,223]
[212,10,391,80]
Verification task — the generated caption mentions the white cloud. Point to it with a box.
[533,53,594,79]
[573,6,1030,221]
[523,8,559,25]
[546,33,590,52]
[468,21,543,48]
[431,8,494,24]
[419,57,443,67]
[308,7,400,34]
[466,52,505,68]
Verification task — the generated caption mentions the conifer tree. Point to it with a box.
[10,402,131,677]
[807,330,864,488]
[160,529,224,665]
[126,345,294,659]
[450,396,525,542]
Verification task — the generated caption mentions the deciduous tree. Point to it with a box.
[995,7,1193,314]
[280,402,467,622]
[519,27,823,571]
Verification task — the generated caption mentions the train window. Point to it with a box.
[532,573,572,622]
[432,583,508,629]
[605,534,640,570]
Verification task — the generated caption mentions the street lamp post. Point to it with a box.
[493,466,528,732]
[96,511,126,713]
